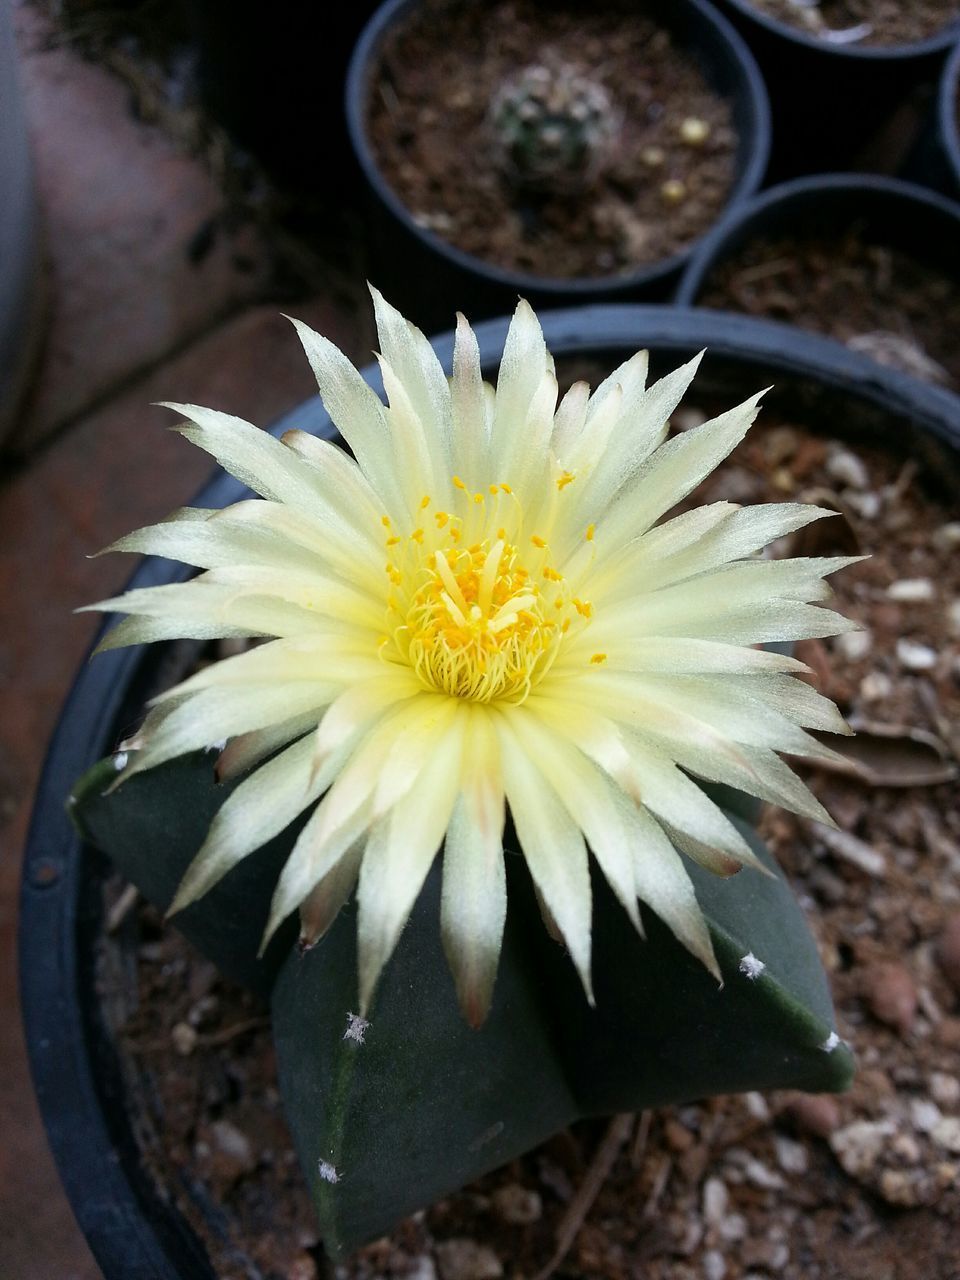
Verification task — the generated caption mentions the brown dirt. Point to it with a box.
[750,0,960,47]
[699,230,960,390]
[365,0,738,280]
[99,407,960,1280]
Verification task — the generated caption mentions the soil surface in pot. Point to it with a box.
[101,406,960,1280]
[749,0,960,46]
[365,0,738,279]
[699,230,960,390]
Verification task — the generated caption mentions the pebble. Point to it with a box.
[208,1119,256,1180]
[909,1098,941,1133]
[937,914,960,993]
[886,578,935,602]
[932,521,960,550]
[703,1249,727,1280]
[895,638,937,671]
[949,600,960,637]
[831,1119,896,1178]
[835,629,872,661]
[660,178,687,205]
[703,1175,729,1226]
[891,1132,921,1163]
[491,1184,541,1225]
[774,1135,809,1175]
[435,1240,503,1280]
[408,1258,439,1280]
[929,1072,960,1107]
[879,1168,924,1207]
[843,488,881,520]
[679,116,710,145]
[864,962,918,1034]
[825,446,869,490]
[932,1116,960,1154]
[860,671,893,701]
[171,1021,198,1055]
[784,1093,841,1138]
[664,1118,695,1151]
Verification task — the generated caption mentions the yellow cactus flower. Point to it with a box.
[85,291,858,1026]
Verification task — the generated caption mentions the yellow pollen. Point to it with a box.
[557,470,575,490]
[543,567,561,581]
[452,475,466,491]
[411,528,424,543]
[385,535,400,547]
[590,653,608,665]
[573,597,593,618]
[474,492,484,504]
[420,495,431,510]
[586,523,596,541]
[489,484,499,495]
[435,511,449,528]
[381,515,391,527]
[500,483,513,494]
[531,534,546,549]
[497,527,506,539]
[561,619,571,632]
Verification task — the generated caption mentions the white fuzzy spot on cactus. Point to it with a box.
[739,952,766,980]
[318,1160,340,1184]
[343,1012,370,1045]
[208,739,227,753]
[821,1031,840,1053]
[113,751,128,771]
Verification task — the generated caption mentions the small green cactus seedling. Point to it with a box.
[489,60,620,193]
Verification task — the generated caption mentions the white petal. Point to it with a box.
[497,716,594,1003]
[356,713,465,1010]
[451,311,489,483]
[287,316,404,514]
[440,709,506,1026]
[299,839,364,947]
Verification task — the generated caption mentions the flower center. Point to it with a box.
[379,486,588,703]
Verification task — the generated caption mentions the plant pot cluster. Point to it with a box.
[20,1,960,1277]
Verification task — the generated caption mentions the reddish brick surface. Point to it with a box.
[10,0,274,453]
[0,298,359,1278]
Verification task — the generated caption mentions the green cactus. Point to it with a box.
[489,61,620,194]
[72,749,853,1257]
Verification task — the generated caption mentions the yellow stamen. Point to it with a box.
[557,470,575,490]
[590,653,608,665]
[385,535,400,547]
[531,534,546,549]
[452,475,466,491]
[586,523,596,541]
[420,495,430,510]
[381,515,391,528]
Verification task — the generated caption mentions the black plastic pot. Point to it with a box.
[20,304,960,1277]
[938,37,960,195]
[345,0,770,333]
[713,0,960,179]
[675,175,960,386]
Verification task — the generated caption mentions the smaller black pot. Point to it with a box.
[346,0,770,333]
[676,175,960,388]
[938,37,960,195]
[713,0,960,179]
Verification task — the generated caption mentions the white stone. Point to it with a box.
[932,522,960,550]
[860,671,893,701]
[887,578,935,602]
[896,639,937,671]
[831,1120,896,1177]
[703,1249,727,1280]
[435,1241,503,1280]
[703,1176,729,1226]
[835,629,872,661]
[930,1073,960,1108]
[826,446,869,489]
[774,1135,809,1175]
[932,1117,960,1154]
[948,600,960,637]
[909,1099,942,1133]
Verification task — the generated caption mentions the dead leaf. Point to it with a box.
[804,722,958,788]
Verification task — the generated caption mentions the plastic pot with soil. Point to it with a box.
[21,304,960,1279]
[676,173,960,393]
[712,0,960,178]
[346,0,770,331]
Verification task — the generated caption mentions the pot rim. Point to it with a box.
[674,171,960,305]
[939,37,960,188]
[344,0,771,296]
[719,0,960,60]
[19,303,960,1278]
